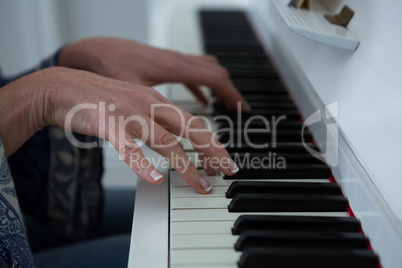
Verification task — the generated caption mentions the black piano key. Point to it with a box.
[217,57,272,65]
[220,63,274,69]
[226,181,339,198]
[199,10,247,15]
[220,62,273,68]
[218,130,313,143]
[232,215,362,235]
[237,87,286,94]
[217,120,303,130]
[246,101,297,109]
[226,67,279,77]
[237,88,287,95]
[239,247,379,268]
[224,143,319,154]
[241,93,291,101]
[228,193,348,212]
[240,95,292,103]
[202,32,258,38]
[202,23,251,28]
[204,46,264,54]
[228,69,279,79]
[233,78,286,90]
[235,230,369,251]
[224,164,330,179]
[229,152,323,165]
[214,111,301,121]
[201,20,250,26]
[204,40,262,47]
[205,45,265,54]
[204,50,268,59]
[213,98,296,114]
[246,107,301,115]
[201,20,251,26]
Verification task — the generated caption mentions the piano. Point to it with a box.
[128,0,402,267]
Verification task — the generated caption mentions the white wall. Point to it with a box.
[0,0,148,76]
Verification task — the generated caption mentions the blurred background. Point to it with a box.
[0,0,150,75]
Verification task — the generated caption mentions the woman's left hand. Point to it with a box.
[58,37,250,111]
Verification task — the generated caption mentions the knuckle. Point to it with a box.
[184,113,204,130]
[205,55,219,63]
[212,67,230,85]
[208,143,224,157]
[158,130,178,147]
[161,52,180,69]
[217,67,230,79]
[183,166,198,179]
[121,139,140,153]
[129,88,155,104]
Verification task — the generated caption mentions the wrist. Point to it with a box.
[0,69,52,155]
[58,38,104,73]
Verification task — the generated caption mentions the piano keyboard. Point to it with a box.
[168,10,379,268]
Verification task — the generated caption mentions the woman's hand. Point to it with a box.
[0,67,238,194]
[58,37,250,111]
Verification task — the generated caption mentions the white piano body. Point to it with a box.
[128,1,402,267]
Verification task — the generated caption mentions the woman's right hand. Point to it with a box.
[0,67,238,194]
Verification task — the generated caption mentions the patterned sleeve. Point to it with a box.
[1,48,104,266]
[0,138,35,267]
[0,46,63,87]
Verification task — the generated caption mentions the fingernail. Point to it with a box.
[150,170,163,182]
[228,158,239,174]
[199,176,212,192]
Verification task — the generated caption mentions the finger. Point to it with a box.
[184,54,220,65]
[120,111,212,194]
[109,125,164,184]
[151,103,239,176]
[215,93,222,104]
[164,50,219,65]
[139,86,239,176]
[199,153,219,176]
[180,54,250,111]
[167,59,250,111]
[159,50,250,111]
[148,121,213,194]
[185,83,209,106]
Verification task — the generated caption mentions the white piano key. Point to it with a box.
[171,197,229,209]
[170,221,234,235]
[171,174,232,187]
[171,249,241,266]
[171,234,237,250]
[171,208,349,222]
[179,138,194,151]
[170,171,331,186]
[171,181,334,197]
[171,186,227,197]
